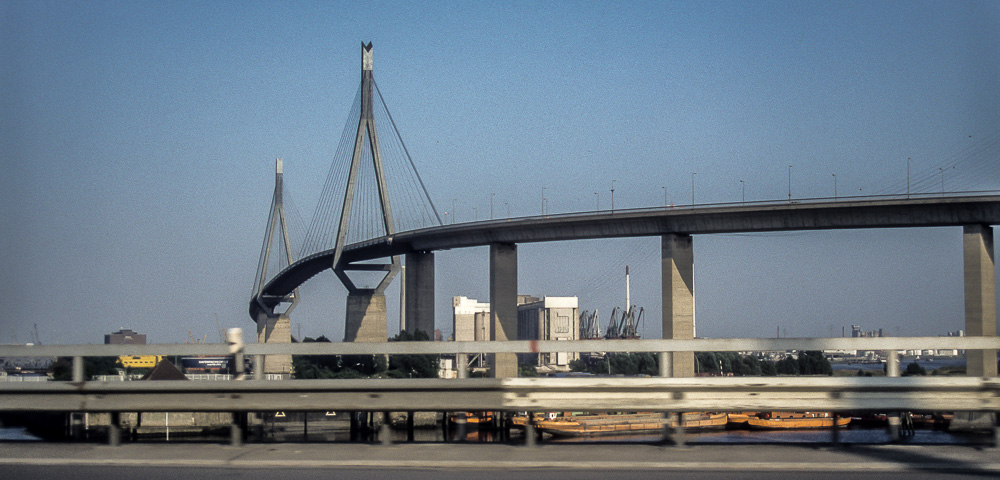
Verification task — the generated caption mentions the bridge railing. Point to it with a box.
[0,337,996,415]
[393,189,1000,233]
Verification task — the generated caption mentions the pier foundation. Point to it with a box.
[662,234,695,377]
[489,243,518,378]
[963,224,997,377]
[345,292,388,342]
[255,312,292,375]
[404,251,435,337]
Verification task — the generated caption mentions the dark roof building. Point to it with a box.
[104,329,146,345]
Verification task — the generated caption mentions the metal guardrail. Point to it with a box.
[1,336,995,356]
[383,190,1000,234]
[1,376,997,413]
[0,337,996,413]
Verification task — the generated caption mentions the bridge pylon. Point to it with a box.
[251,158,297,376]
[333,42,400,342]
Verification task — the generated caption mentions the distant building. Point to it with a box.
[105,329,146,345]
[850,325,886,338]
[453,295,575,371]
[453,296,490,342]
[517,296,580,368]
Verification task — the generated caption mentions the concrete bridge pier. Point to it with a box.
[963,224,997,378]
[255,312,292,375]
[344,291,389,342]
[662,233,695,377]
[404,251,435,337]
[490,242,519,378]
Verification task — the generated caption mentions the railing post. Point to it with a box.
[671,412,686,447]
[831,413,840,446]
[72,356,84,382]
[993,413,1000,449]
[886,350,900,377]
[227,328,245,381]
[658,351,672,377]
[524,413,537,448]
[660,411,671,444]
[457,353,469,379]
[230,412,243,447]
[108,412,121,446]
[253,355,264,380]
[380,411,393,446]
[887,350,901,441]
[406,411,415,442]
[454,413,467,442]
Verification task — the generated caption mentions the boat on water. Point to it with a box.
[746,412,850,430]
[532,412,727,437]
[448,411,496,426]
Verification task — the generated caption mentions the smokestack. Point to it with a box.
[625,265,631,311]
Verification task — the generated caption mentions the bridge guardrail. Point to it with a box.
[0,337,996,414]
[2,336,996,357]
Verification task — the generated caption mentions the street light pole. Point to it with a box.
[505,202,510,217]
[832,173,837,200]
[739,180,744,203]
[662,186,667,207]
[452,198,457,224]
[490,192,495,220]
[939,167,953,193]
[611,180,616,213]
[787,165,793,202]
[907,157,911,199]
[594,192,599,211]
[541,187,546,215]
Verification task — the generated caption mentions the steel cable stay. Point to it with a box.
[876,126,1000,196]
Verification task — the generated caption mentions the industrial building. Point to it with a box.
[105,329,158,370]
[517,296,579,368]
[452,296,490,342]
[105,329,146,345]
[452,295,579,371]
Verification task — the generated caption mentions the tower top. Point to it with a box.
[276,157,283,174]
[362,42,373,71]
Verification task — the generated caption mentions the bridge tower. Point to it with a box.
[251,158,297,376]
[333,42,402,342]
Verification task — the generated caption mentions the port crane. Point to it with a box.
[579,309,602,339]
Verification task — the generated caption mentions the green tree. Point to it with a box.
[903,361,927,376]
[569,358,589,372]
[796,351,833,375]
[385,330,438,378]
[776,355,800,375]
[50,356,119,381]
[518,362,539,377]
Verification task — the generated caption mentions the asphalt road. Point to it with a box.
[2,442,999,479]
[3,466,1000,480]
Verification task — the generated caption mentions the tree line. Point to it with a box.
[568,351,832,376]
[292,330,439,379]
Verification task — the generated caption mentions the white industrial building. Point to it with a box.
[452,295,580,371]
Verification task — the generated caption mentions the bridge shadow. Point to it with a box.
[827,442,998,478]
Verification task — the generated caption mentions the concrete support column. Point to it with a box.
[490,243,518,378]
[255,312,292,375]
[964,224,997,377]
[345,292,389,342]
[662,234,695,377]
[108,412,121,446]
[404,251,435,338]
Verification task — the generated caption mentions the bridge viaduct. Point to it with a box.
[253,194,1000,378]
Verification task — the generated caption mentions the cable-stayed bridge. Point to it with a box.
[249,43,1000,379]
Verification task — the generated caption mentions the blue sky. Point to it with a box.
[2,1,998,344]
